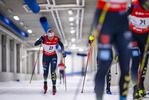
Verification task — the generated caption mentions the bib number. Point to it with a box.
[140,19,146,25]
[49,46,54,50]
[43,44,55,53]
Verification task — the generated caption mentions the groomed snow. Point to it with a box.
[0,75,148,100]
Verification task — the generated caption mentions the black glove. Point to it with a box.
[39,36,44,43]
[62,51,66,58]
[88,36,94,45]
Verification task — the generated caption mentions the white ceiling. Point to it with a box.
[0,0,97,52]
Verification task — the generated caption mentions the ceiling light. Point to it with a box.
[20,21,24,25]
[71,38,75,42]
[27,29,32,33]
[13,16,20,21]
[70,23,74,26]
[69,17,74,21]
[70,27,74,30]
[70,30,75,34]
[79,48,84,52]
[68,9,73,15]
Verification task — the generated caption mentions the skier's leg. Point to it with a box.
[62,71,64,84]
[131,41,141,99]
[106,69,112,94]
[42,54,50,93]
[106,48,113,95]
[115,30,132,100]
[43,54,50,80]
[131,32,149,98]
[50,54,57,94]
[139,48,149,97]
[95,34,113,99]
[139,59,148,97]
[95,50,112,99]
[131,41,140,85]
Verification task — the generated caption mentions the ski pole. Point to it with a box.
[29,44,42,84]
[115,61,118,75]
[115,56,118,75]
[63,57,67,91]
[81,0,110,93]
[137,34,149,84]
[73,47,93,98]
[81,46,93,93]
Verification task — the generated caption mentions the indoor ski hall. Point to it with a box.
[0,0,149,100]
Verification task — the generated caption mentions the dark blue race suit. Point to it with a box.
[34,36,64,86]
[93,8,132,100]
[126,2,149,92]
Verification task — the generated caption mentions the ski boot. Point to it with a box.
[106,87,112,95]
[138,84,146,98]
[139,89,146,98]
[133,85,141,100]
[52,86,56,95]
[44,81,47,94]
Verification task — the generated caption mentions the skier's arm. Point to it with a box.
[58,38,66,57]
[125,3,133,16]
[58,38,64,51]
[34,36,44,46]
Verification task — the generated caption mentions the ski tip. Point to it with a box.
[29,82,31,84]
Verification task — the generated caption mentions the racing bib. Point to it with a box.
[43,44,56,53]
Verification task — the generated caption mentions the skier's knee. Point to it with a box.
[131,41,140,57]
[43,74,48,79]
[98,48,112,61]
[98,41,112,61]
[52,58,57,65]
[43,62,47,71]
[131,49,139,57]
